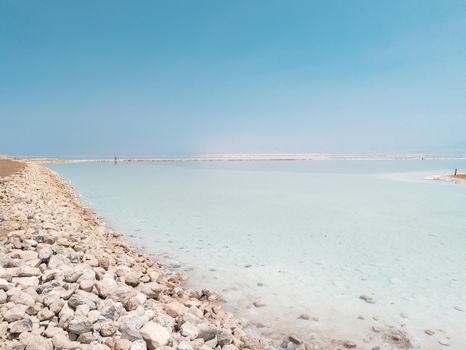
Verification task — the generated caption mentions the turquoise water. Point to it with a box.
[49,160,466,349]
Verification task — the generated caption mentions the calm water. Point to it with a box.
[49,160,466,349]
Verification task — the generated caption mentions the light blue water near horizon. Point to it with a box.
[48,160,466,349]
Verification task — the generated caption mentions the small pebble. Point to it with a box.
[359,295,376,304]
[439,338,450,346]
[253,301,266,308]
[343,341,357,348]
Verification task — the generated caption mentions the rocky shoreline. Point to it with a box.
[0,162,271,350]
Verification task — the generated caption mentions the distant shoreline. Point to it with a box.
[10,153,466,164]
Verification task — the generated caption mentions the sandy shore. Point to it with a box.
[0,159,26,177]
[0,162,272,350]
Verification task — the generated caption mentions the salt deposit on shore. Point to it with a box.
[425,173,466,184]
[0,163,271,350]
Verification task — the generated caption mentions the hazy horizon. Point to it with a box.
[1,0,466,157]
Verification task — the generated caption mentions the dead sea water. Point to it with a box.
[49,160,466,349]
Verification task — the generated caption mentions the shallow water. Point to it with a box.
[48,160,466,349]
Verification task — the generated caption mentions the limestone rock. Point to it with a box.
[181,322,200,339]
[115,338,133,350]
[130,340,147,350]
[140,321,171,349]
[177,341,194,350]
[141,282,163,299]
[68,316,93,334]
[38,307,55,321]
[4,305,28,322]
[24,334,53,350]
[125,271,140,286]
[0,289,7,303]
[118,314,146,341]
[95,278,118,298]
[9,318,33,334]
[165,301,187,318]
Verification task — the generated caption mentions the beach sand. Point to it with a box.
[426,173,466,183]
[0,159,25,177]
[449,174,466,181]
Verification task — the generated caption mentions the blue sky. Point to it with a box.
[1,0,466,157]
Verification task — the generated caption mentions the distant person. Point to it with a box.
[114,156,117,165]
[454,168,458,176]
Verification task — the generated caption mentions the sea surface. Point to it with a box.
[48,160,466,349]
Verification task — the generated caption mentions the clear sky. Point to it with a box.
[1,0,466,157]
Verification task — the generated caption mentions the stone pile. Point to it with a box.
[0,164,267,350]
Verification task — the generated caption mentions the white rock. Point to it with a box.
[0,289,7,303]
[125,271,140,286]
[92,345,111,350]
[38,307,55,321]
[0,278,13,291]
[58,304,75,328]
[4,304,28,322]
[118,314,146,341]
[177,341,194,350]
[115,338,133,350]
[79,279,94,292]
[38,246,53,261]
[24,334,53,350]
[100,320,117,336]
[95,278,118,298]
[44,325,66,338]
[140,321,171,349]
[130,340,147,350]
[68,316,93,334]
[18,265,41,277]
[52,332,81,349]
[75,304,90,318]
[9,291,36,306]
[141,282,164,298]
[9,318,33,333]
[48,254,72,270]
[87,309,101,323]
[13,250,39,261]
[165,301,188,318]
[181,322,200,339]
